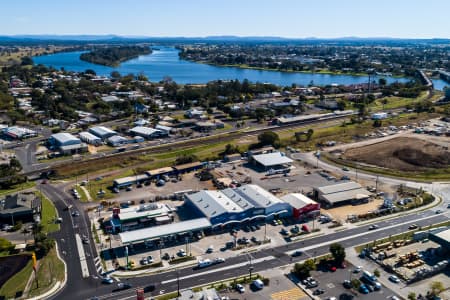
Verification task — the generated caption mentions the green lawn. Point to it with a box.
[0,181,35,197]
[37,192,60,233]
[0,260,32,299]
[28,248,65,297]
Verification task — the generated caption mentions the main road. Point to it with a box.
[40,182,448,300]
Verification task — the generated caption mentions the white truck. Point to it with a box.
[197,258,212,268]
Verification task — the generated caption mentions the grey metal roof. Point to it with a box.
[316,181,362,195]
[79,131,101,141]
[251,152,293,167]
[234,184,284,208]
[89,126,117,138]
[221,188,255,210]
[186,190,243,219]
[130,126,161,137]
[431,228,450,243]
[107,135,128,143]
[119,218,211,244]
[51,132,80,144]
[321,188,370,204]
[281,193,317,208]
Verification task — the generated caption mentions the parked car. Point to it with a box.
[303,277,318,288]
[343,280,352,289]
[280,228,289,235]
[313,288,325,295]
[252,279,264,290]
[206,245,214,253]
[353,266,362,273]
[236,284,245,293]
[389,275,400,283]
[177,249,187,257]
[359,284,369,294]
[146,256,153,264]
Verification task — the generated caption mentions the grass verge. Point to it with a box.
[36,191,60,233]
[28,247,65,297]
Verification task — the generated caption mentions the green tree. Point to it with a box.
[21,56,33,66]
[378,78,387,86]
[292,259,316,279]
[430,281,444,296]
[0,237,14,253]
[373,119,382,127]
[329,243,346,264]
[373,269,380,277]
[407,292,416,300]
[257,131,280,147]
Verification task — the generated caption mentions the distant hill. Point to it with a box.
[0,35,449,45]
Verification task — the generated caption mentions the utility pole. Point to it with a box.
[247,254,253,280]
[125,246,129,270]
[375,175,379,193]
[264,223,267,242]
[176,268,180,297]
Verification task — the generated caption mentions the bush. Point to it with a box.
[374,269,380,277]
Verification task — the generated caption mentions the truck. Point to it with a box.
[197,258,212,268]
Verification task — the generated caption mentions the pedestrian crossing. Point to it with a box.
[271,287,306,300]
[94,256,103,275]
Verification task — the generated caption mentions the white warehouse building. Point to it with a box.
[184,184,292,227]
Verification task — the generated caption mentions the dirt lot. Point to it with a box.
[342,137,450,171]
[325,198,384,222]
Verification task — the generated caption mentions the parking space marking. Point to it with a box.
[271,287,305,300]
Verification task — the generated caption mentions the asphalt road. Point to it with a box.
[41,180,448,300]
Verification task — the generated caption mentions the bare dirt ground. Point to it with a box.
[342,137,450,171]
[325,198,383,222]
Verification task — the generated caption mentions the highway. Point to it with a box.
[41,179,448,300]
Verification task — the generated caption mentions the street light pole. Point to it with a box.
[176,268,180,297]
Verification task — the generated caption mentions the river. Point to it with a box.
[33,46,447,89]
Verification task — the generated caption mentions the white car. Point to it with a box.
[389,275,400,283]
[353,266,362,273]
[178,249,187,257]
[236,284,245,293]
[214,257,225,264]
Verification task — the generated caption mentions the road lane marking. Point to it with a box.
[160,256,275,284]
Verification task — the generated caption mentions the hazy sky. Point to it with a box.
[2,0,449,38]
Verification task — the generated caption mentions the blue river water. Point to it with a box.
[33,46,448,89]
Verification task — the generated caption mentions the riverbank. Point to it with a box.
[184,59,407,79]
